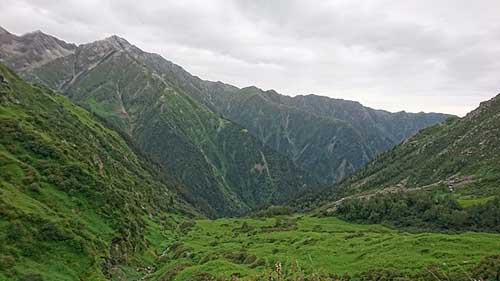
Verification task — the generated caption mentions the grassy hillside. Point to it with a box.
[293,94,500,211]
[0,64,196,280]
[302,94,500,233]
[145,215,500,280]
[331,94,500,198]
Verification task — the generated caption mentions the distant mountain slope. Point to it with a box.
[274,93,451,144]
[0,64,195,280]
[104,47,451,184]
[313,93,500,214]
[18,34,316,217]
[197,87,378,183]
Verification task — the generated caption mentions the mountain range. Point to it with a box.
[0,27,450,217]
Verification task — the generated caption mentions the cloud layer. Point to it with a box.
[1,0,499,115]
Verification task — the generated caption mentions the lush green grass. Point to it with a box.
[149,215,500,280]
[0,63,196,280]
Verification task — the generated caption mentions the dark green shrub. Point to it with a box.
[178,220,196,234]
[223,251,250,264]
[0,255,15,270]
[157,263,192,281]
[249,258,266,268]
[242,254,257,265]
[6,222,27,242]
[170,243,193,259]
[36,221,69,241]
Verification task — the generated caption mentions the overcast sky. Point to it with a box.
[1,0,499,115]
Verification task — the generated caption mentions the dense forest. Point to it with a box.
[332,189,500,233]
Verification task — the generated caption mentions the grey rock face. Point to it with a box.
[0,27,76,72]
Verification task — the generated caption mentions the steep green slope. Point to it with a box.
[190,87,378,184]
[0,64,196,280]
[192,89,451,184]
[124,55,450,184]
[23,36,316,217]
[311,94,500,232]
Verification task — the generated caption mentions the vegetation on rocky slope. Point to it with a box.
[0,64,195,280]
[179,85,451,184]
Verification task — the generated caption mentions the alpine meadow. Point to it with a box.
[0,1,499,280]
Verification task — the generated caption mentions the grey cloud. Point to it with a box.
[1,0,499,115]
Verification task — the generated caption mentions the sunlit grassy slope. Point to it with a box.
[149,215,500,280]
[0,63,196,280]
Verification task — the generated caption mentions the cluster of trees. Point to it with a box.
[333,190,500,233]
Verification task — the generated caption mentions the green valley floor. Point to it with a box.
[138,215,500,280]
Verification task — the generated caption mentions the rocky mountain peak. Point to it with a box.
[24,29,44,36]
[0,27,76,72]
[22,30,53,41]
[79,35,138,58]
[103,35,132,48]
[22,30,76,48]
